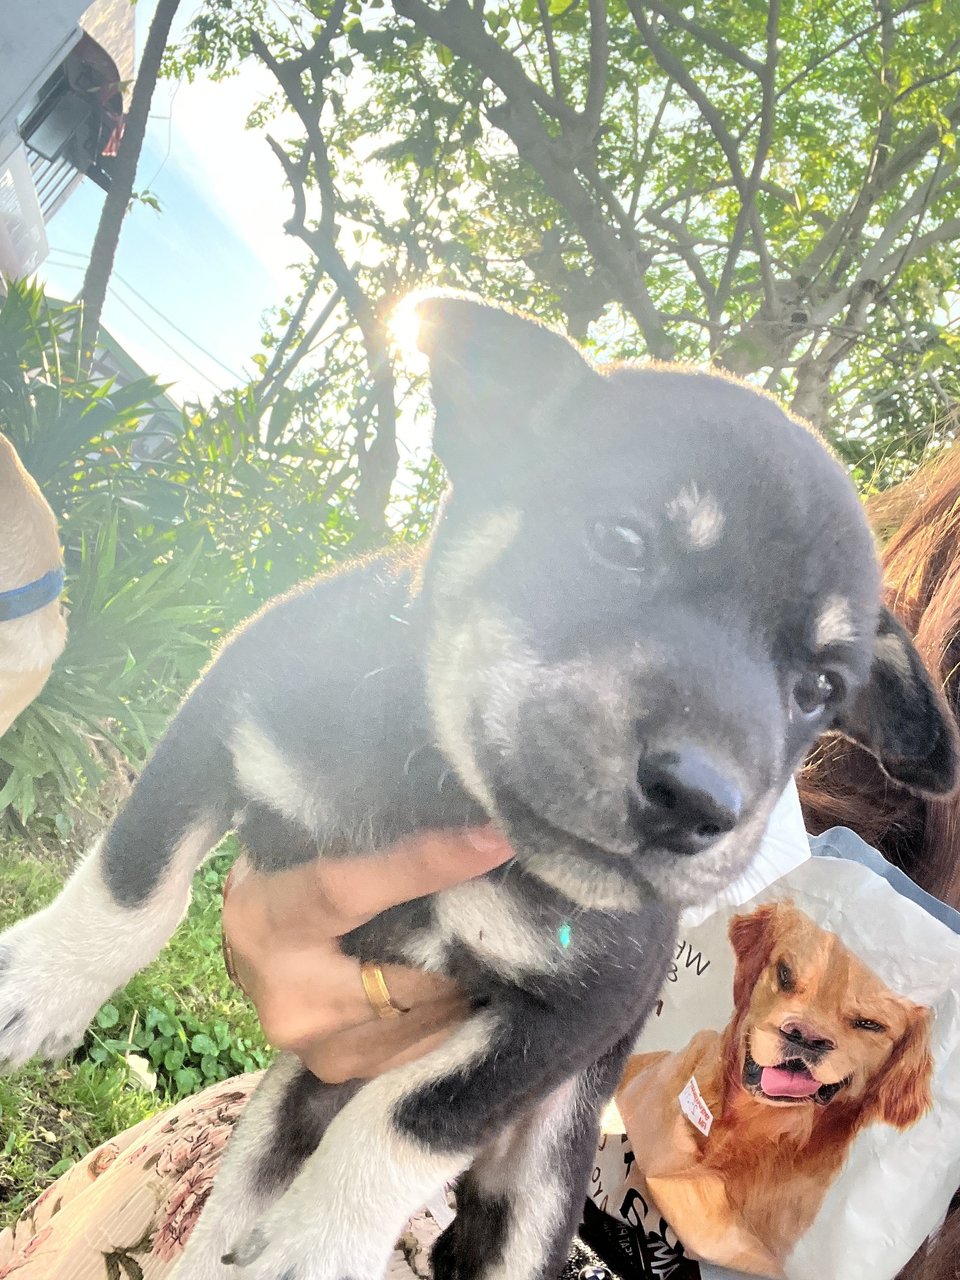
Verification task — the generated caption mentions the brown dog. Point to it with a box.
[0,434,66,737]
[618,901,934,1276]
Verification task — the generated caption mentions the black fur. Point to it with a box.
[256,1068,363,1197]
[431,1181,511,1280]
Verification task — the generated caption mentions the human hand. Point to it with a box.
[221,827,513,1083]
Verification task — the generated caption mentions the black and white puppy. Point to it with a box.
[0,297,955,1280]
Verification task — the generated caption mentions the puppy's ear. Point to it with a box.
[863,1007,934,1130]
[835,607,959,796]
[412,293,597,485]
[728,902,782,1013]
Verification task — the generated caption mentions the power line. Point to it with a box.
[106,289,230,390]
[45,255,231,391]
[48,247,246,383]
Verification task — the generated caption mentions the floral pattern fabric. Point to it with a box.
[0,1074,441,1280]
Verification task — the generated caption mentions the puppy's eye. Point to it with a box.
[853,1017,887,1034]
[587,518,651,572]
[776,960,794,991]
[793,670,844,716]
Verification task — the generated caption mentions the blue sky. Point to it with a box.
[38,2,307,403]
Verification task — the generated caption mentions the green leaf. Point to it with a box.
[164,1046,185,1072]
[97,1003,120,1029]
[175,1067,198,1094]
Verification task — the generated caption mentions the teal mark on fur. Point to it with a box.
[558,922,572,949]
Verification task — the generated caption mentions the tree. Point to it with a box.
[81,0,184,358]
[170,0,960,525]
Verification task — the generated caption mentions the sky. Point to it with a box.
[38,1,308,403]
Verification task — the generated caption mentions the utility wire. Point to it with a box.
[48,246,246,383]
[45,255,231,391]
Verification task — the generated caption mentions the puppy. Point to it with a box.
[0,433,66,737]
[0,297,955,1280]
[619,902,934,1276]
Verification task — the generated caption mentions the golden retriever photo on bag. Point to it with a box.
[620,900,935,1278]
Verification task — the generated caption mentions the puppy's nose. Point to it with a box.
[781,1022,836,1054]
[633,748,742,855]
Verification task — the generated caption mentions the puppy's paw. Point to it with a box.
[221,1223,370,1280]
[0,915,107,1069]
[221,1229,310,1280]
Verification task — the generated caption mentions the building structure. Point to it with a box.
[0,0,135,280]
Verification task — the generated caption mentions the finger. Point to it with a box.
[313,826,514,933]
[299,997,468,1083]
[242,956,462,1052]
[303,1026,459,1084]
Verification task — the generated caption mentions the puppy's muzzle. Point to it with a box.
[630,745,743,855]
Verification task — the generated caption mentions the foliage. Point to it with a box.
[85,850,272,1097]
[0,837,270,1227]
[168,0,960,493]
[0,1058,158,1226]
[89,995,268,1096]
[0,283,216,825]
[167,386,363,609]
[0,280,369,826]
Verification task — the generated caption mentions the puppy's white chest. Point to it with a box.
[403,879,566,980]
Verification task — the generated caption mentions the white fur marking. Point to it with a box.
[0,823,215,1066]
[218,1013,499,1279]
[403,880,562,977]
[478,1079,580,1280]
[815,595,856,648]
[427,509,526,812]
[876,629,915,680]
[401,923,448,972]
[667,483,725,549]
[432,507,523,605]
[437,880,557,977]
[524,850,645,913]
[231,720,328,833]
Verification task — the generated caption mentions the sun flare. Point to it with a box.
[387,292,431,371]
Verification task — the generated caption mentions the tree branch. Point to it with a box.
[714,0,779,313]
[874,214,960,284]
[797,90,960,288]
[628,0,775,317]
[251,31,399,535]
[643,0,763,74]
[252,262,326,399]
[535,0,565,102]
[790,282,880,425]
[583,0,609,137]
[254,287,343,413]
[393,0,675,357]
[626,1,745,189]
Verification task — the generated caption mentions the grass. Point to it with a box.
[0,830,272,1229]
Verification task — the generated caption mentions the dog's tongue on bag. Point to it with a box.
[761,1066,820,1097]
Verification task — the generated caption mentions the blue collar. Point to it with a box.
[0,567,65,623]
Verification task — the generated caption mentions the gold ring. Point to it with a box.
[360,961,406,1020]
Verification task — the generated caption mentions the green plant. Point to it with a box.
[0,837,271,1227]
[0,1058,158,1224]
[0,521,216,825]
[88,996,270,1096]
[0,281,182,534]
[77,847,272,1096]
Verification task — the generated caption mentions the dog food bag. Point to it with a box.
[585,800,960,1280]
